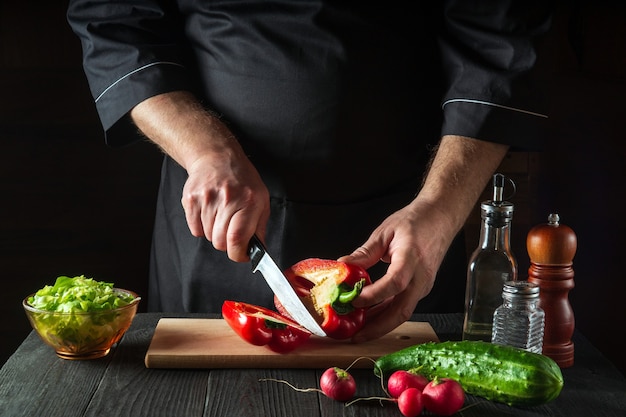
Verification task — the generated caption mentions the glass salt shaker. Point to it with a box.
[492,280,545,353]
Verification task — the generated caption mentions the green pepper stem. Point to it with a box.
[338,279,365,304]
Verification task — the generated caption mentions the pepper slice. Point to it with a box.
[221,300,311,353]
[279,258,372,340]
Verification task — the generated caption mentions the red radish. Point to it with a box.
[397,387,424,417]
[319,367,356,401]
[387,370,429,398]
[422,378,465,416]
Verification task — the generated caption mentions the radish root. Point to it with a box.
[344,356,377,371]
[259,356,391,407]
[258,378,322,394]
[346,395,394,407]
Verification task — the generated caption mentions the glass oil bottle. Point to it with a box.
[462,173,517,342]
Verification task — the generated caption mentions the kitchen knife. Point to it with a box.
[248,235,326,337]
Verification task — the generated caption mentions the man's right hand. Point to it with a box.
[130,90,270,262]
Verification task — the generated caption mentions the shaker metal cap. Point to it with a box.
[503,280,540,297]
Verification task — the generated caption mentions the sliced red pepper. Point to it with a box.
[278,258,371,340]
[221,300,311,353]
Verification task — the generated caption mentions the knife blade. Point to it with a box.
[248,235,326,337]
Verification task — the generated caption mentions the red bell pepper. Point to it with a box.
[221,300,311,353]
[279,258,371,340]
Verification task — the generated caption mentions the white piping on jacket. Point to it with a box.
[442,98,548,118]
[95,61,185,103]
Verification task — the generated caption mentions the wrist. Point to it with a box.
[417,135,509,234]
[130,90,240,171]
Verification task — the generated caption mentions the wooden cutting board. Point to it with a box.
[144,318,438,369]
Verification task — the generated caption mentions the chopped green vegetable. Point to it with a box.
[28,275,136,313]
[24,275,139,356]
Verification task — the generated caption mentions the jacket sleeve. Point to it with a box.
[67,0,192,146]
[438,0,554,150]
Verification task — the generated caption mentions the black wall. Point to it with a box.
[1,2,624,375]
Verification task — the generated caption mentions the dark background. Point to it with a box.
[2,2,625,376]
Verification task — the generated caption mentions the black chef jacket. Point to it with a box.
[67,1,552,313]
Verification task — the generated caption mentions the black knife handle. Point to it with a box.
[248,234,265,270]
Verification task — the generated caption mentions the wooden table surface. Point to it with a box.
[1,312,625,417]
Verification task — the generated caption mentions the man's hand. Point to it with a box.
[131,91,270,262]
[338,198,452,342]
[339,135,509,343]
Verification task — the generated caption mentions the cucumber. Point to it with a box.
[374,340,563,407]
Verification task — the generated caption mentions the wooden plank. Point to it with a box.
[5,313,626,417]
[0,332,110,417]
[80,314,208,417]
[145,318,439,369]
[206,369,322,417]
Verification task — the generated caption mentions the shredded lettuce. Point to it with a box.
[28,275,136,313]
[25,275,139,352]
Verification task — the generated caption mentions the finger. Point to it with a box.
[337,240,386,270]
[351,299,414,343]
[210,202,232,252]
[181,192,212,238]
[352,268,433,343]
[225,219,257,262]
[252,206,270,248]
[351,255,412,308]
[225,203,270,262]
[360,297,394,320]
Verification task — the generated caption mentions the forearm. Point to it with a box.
[130,90,243,171]
[415,135,509,237]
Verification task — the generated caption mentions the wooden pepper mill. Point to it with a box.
[527,213,577,367]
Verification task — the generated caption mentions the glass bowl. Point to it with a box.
[22,289,140,360]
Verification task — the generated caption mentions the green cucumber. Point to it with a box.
[374,340,563,407]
